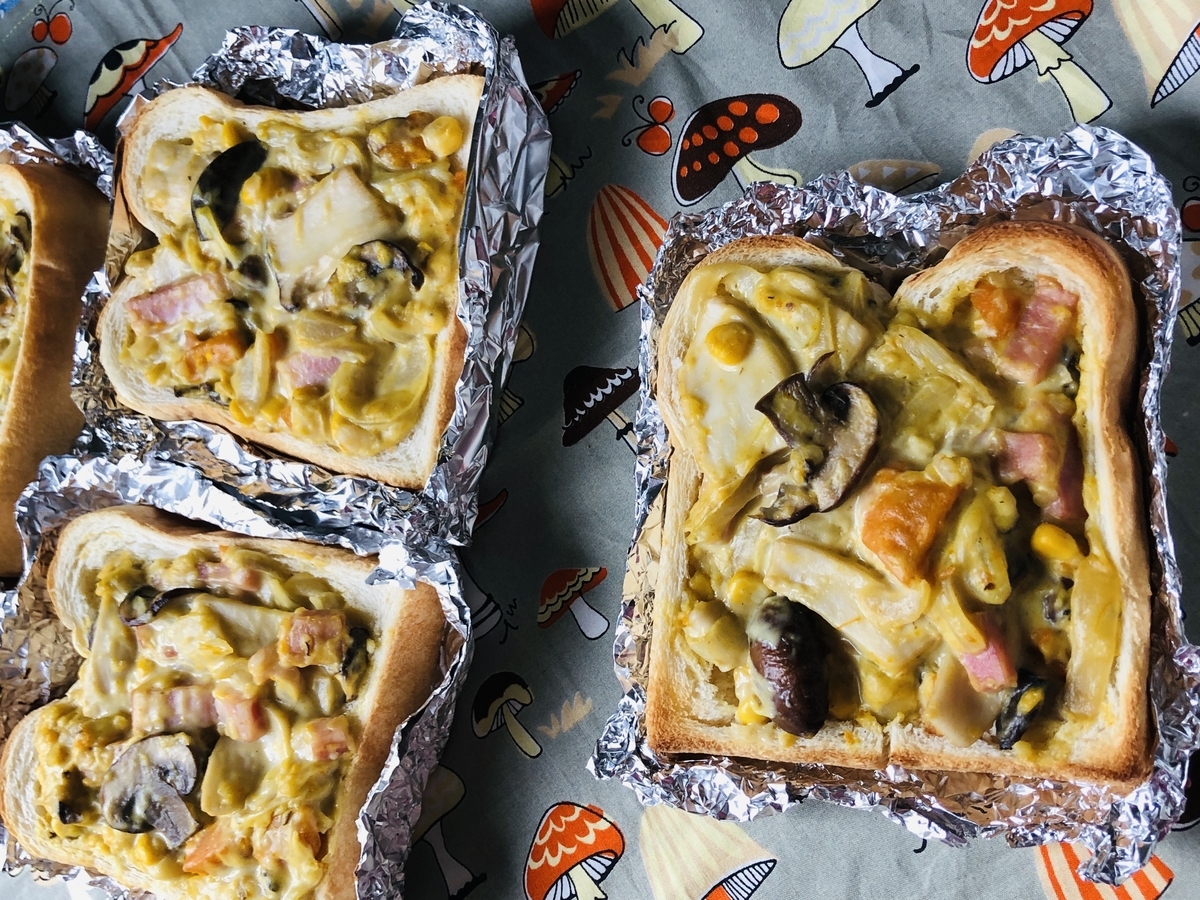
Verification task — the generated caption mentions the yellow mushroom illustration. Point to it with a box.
[1114,0,1200,106]
[640,805,776,900]
[966,127,1019,165]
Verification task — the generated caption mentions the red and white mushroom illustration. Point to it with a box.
[1037,843,1173,900]
[473,671,542,758]
[413,766,486,900]
[1114,0,1200,107]
[672,95,802,207]
[531,0,703,54]
[640,804,776,900]
[499,321,538,425]
[531,71,582,115]
[525,803,625,900]
[588,184,668,313]
[539,568,609,639]
[562,365,640,451]
[968,0,1110,123]
[4,47,57,116]
[778,0,918,108]
[83,23,183,131]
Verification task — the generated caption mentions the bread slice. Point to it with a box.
[99,78,484,488]
[0,506,446,900]
[646,225,1152,787]
[0,164,107,575]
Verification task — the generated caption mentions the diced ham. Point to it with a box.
[291,715,355,762]
[999,277,1078,385]
[1045,428,1085,524]
[198,561,263,594]
[214,687,268,742]
[248,643,305,696]
[128,273,229,329]
[860,468,965,583]
[959,614,1017,693]
[995,429,1085,525]
[278,608,348,668]
[131,684,217,735]
[255,807,322,869]
[280,353,341,391]
[180,330,248,383]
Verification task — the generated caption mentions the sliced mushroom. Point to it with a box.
[100,733,204,848]
[327,239,424,307]
[119,586,198,627]
[747,596,828,736]
[995,671,1050,750]
[192,139,268,241]
[753,372,879,524]
[339,626,370,700]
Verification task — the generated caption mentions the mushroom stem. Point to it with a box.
[732,156,801,192]
[605,409,638,452]
[502,703,543,758]
[1022,29,1110,123]
[499,388,524,424]
[569,597,610,639]
[832,21,914,104]
[422,821,483,899]
[471,594,501,638]
[298,0,342,38]
[628,0,703,52]
[568,863,608,900]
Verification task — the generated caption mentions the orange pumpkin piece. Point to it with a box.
[860,468,964,583]
[969,278,1022,340]
[181,330,248,383]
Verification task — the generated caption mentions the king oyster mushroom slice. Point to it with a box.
[753,371,879,525]
[192,138,268,241]
[118,586,200,627]
[100,733,204,848]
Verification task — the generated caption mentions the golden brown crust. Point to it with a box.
[0,165,107,574]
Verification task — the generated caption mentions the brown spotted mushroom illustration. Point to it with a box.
[473,671,541,758]
[4,47,58,116]
[672,95,801,207]
[562,365,640,451]
[968,0,1110,123]
[531,0,702,53]
[524,802,625,900]
[413,766,486,900]
[538,568,609,639]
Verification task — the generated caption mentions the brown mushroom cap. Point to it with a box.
[524,803,625,900]
[537,567,607,627]
[562,365,640,446]
[472,671,532,736]
[672,95,802,206]
[968,0,1091,83]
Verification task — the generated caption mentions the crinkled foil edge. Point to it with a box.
[590,124,1198,883]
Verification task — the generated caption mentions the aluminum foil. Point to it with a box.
[0,122,112,196]
[590,124,1199,884]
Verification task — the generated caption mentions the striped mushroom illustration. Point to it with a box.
[562,365,640,451]
[463,564,505,641]
[672,95,802,207]
[1114,0,1200,107]
[525,803,625,900]
[968,0,1110,123]
[4,47,57,116]
[473,671,541,758]
[531,0,703,54]
[531,70,582,115]
[84,23,183,131]
[778,0,918,108]
[640,805,776,900]
[413,766,486,900]
[539,568,609,639]
[588,184,668,313]
[1036,843,1172,900]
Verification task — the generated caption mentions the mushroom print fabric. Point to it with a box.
[8,2,1200,900]
[1036,845,1173,900]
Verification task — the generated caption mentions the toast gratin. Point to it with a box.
[0,164,107,575]
[646,224,1152,786]
[99,76,484,488]
[0,506,446,900]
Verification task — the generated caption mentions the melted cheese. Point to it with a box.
[0,195,30,418]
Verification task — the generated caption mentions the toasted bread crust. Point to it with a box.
[1,506,446,900]
[647,225,1152,787]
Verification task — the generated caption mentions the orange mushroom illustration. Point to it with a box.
[847,159,940,193]
[562,365,640,451]
[778,0,918,107]
[499,321,538,425]
[413,766,486,900]
[672,95,802,207]
[525,803,625,900]
[968,0,1109,123]
[531,0,703,54]
[84,23,183,131]
[4,47,57,116]
[531,70,582,115]
[473,671,541,757]
[640,804,776,900]
[539,568,609,639]
[1114,0,1200,106]
[588,184,668,313]
[1036,843,1172,900]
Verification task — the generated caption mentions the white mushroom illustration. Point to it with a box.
[1114,0,1200,106]
[847,159,940,193]
[413,766,485,900]
[463,565,504,640]
[778,0,918,108]
[473,671,542,758]
[640,805,776,900]
[531,0,703,53]
[499,321,537,425]
[4,47,57,116]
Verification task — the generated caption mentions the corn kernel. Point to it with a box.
[704,321,754,366]
[421,116,464,158]
[736,697,770,725]
[1031,523,1083,568]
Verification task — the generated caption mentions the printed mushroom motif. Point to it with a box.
[473,488,509,532]
[588,184,668,313]
[1037,843,1173,900]
[778,0,918,108]
[473,671,541,758]
[562,365,640,451]
[525,803,625,900]
[847,159,940,193]
[463,565,502,640]
[4,47,57,116]
[966,127,1019,165]
[546,149,591,198]
[1114,0,1200,106]
[499,321,537,425]
[531,0,703,54]
[968,0,1110,123]
[84,23,183,131]
[413,766,486,900]
[640,805,776,900]
[531,71,582,115]
[672,95,802,207]
[539,568,609,639]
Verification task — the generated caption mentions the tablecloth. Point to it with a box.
[4,1,1200,898]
